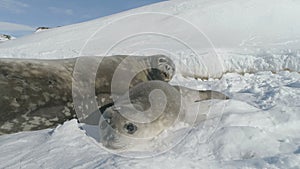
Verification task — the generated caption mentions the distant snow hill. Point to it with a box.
[0,34,15,43]
[35,27,51,33]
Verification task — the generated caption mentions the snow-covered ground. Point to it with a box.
[0,0,299,168]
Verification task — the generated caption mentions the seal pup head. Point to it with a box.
[97,81,229,151]
[99,81,181,150]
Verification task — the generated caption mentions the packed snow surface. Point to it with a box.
[0,0,299,168]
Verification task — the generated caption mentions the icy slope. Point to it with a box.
[0,0,299,78]
[1,0,300,54]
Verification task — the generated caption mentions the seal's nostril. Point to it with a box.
[100,121,107,129]
[165,65,170,71]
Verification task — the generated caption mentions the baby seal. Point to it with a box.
[98,80,228,150]
[0,55,175,134]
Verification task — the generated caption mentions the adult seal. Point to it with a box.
[0,55,175,134]
[98,80,228,150]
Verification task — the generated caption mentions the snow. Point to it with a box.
[0,0,300,168]
[0,34,15,43]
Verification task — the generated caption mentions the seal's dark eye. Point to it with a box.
[124,123,137,134]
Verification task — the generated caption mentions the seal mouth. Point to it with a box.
[100,131,120,149]
[99,117,127,150]
[108,141,126,150]
[161,72,170,81]
[104,134,128,150]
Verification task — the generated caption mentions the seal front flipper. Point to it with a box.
[173,86,229,102]
[196,90,229,102]
[172,86,228,125]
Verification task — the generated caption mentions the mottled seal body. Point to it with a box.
[99,80,228,150]
[0,58,74,134]
[0,55,175,134]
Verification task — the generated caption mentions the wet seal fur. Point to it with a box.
[98,80,228,150]
[0,55,175,134]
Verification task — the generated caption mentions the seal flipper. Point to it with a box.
[173,86,229,102]
[196,90,229,102]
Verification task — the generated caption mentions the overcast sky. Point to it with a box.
[0,0,165,37]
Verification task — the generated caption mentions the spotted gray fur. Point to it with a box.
[0,55,175,134]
